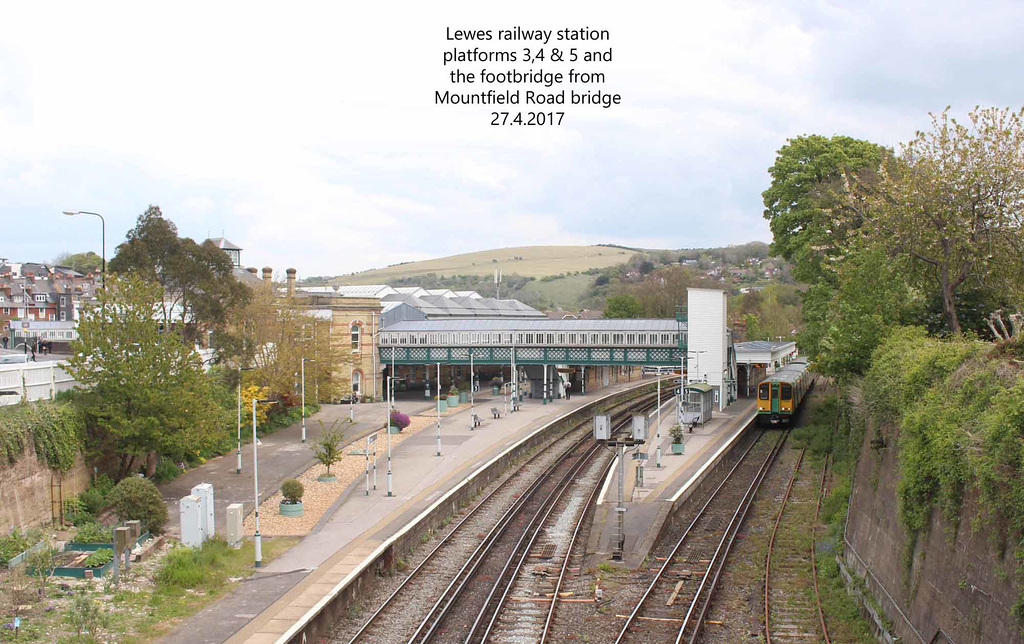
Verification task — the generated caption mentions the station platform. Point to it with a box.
[160,377,654,644]
[588,396,757,569]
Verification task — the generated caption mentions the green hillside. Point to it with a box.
[328,246,639,285]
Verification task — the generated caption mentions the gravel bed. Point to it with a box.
[486,449,612,644]
[243,414,450,537]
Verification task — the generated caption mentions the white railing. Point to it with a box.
[0,361,78,406]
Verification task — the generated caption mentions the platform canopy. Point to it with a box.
[378,319,687,366]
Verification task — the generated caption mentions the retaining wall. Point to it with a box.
[0,444,90,531]
[845,421,1023,644]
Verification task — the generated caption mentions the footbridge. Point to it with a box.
[378,319,687,366]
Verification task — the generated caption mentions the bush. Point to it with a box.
[390,410,411,430]
[73,522,113,544]
[109,477,168,534]
[280,478,304,504]
[152,458,184,484]
[63,497,94,526]
[0,528,42,565]
[156,538,231,590]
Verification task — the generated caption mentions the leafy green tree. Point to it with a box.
[762,134,886,284]
[53,251,103,275]
[67,275,230,479]
[603,294,643,318]
[847,107,1024,335]
[109,205,250,344]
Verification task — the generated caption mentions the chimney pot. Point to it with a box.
[246,267,258,274]
[286,268,296,297]
[262,267,273,283]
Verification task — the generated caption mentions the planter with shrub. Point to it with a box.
[389,409,411,434]
[670,424,685,454]
[279,478,304,517]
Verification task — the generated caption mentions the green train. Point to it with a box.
[756,357,811,426]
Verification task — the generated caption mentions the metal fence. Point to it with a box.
[0,361,78,406]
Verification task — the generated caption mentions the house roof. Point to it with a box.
[207,237,242,251]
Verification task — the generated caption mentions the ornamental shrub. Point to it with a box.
[109,477,168,534]
[280,478,304,504]
[390,410,411,430]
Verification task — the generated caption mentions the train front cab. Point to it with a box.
[757,379,794,426]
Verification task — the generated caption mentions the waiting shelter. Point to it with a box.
[680,382,715,427]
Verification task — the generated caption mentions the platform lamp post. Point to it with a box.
[469,349,475,431]
[252,397,278,568]
[301,357,315,443]
[435,362,442,457]
[386,348,396,497]
[61,210,105,285]
[236,366,255,474]
[656,374,662,468]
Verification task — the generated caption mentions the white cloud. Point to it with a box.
[2,0,1021,274]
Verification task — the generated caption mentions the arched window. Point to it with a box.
[351,322,361,351]
[352,370,362,396]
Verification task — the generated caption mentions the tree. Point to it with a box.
[67,275,230,478]
[109,205,250,344]
[762,134,886,284]
[231,280,348,402]
[53,251,103,275]
[311,420,345,477]
[604,294,643,318]
[847,107,1024,335]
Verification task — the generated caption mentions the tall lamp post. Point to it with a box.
[301,357,315,443]
[236,366,254,474]
[61,210,105,283]
[387,349,396,497]
[252,397,278,568]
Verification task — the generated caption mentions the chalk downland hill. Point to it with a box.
[329,245,639,285]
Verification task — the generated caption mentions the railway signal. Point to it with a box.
[595,413,646,560]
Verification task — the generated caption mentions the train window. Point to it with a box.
[758,383,769,399]
[780,383,793,400]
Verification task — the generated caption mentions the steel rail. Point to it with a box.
[764,447,805,644]
[347,394,654,644]
[678,430,789,644]
[812,454,833,644]
[613,427,765,643]
[470,440,605,643]
[406,396,657,644]
[471,400,658,643]
[539,455,614,644]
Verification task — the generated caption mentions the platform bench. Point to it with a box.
[472,414,483,427]
[490,407,501,419]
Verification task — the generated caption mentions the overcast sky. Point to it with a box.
[2,1,1022,279]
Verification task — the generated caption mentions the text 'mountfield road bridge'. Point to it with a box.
[378,319,687,366]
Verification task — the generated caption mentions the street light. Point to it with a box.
[61,211,106,282]
[236,366,254,474]
[252,397,278,568]
[301,357,316,443]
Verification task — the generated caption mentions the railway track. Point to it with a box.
[338,392,658,644]
[615,429,788,644]
[762,448,835,644]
